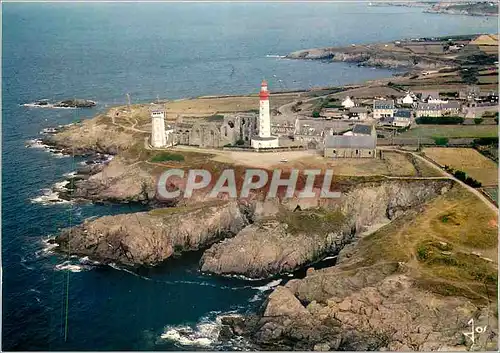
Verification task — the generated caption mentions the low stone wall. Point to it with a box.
[222,145,307,153]
[378,137,476,147]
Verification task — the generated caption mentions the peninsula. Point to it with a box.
[39,33,498,351]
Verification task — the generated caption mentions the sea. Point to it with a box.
[2,2,497,351]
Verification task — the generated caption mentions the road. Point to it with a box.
[381,146,498,213]
[277,95,324,120]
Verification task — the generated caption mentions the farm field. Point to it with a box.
[422,147,498,186]
[401,125,498,138]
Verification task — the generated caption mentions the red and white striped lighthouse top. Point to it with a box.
[260,80,269,100]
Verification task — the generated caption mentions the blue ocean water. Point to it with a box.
[2,2,497,350]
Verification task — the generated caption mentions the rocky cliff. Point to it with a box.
[51,200,247,266]
[60,156,158,204]
[217,185,498,351]
[200,179,453,278]
[236,270,495,351]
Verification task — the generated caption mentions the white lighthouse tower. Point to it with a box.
[150,106,167,148]
[251,80,279,149]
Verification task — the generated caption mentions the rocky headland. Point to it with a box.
[285,33,497,72]
[286,46,448,70]
[37,73,498,350]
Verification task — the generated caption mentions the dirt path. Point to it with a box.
[111,113,148,133]
[381,147,498,213]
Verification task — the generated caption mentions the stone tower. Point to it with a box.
[150,106,167,148]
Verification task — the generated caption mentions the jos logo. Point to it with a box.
[463,318,488,346]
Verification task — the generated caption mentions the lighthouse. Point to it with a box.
[150,106,167,148]
[251,80,279,149]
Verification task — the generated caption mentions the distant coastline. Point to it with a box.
[374,1,499,17]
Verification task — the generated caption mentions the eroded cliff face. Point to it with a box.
[216,183,499,351]
[61,157,158,204]
[52,201,247,266]
[221,242,497,351]
[199,179,454,278]
[241,272,495,351]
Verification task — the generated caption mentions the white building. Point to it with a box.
[392,109,412,127]
[150,107,167,148]
[373,99,394,119]
[425,92,448,104]
[416,103,442,118]
[402,93,414,105]
[341,96,355,108]
[251,80,279,149]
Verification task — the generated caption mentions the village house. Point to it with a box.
[401,92,414,105]
[321,108,344,119]
[459,85,481,101]
[373,99,394,119]
[391,109,412,127]
[416,103,442,118]
[324,134,377,158]
[348,106,369,120]
[341,96,356,108]
[441,101,461,116]
[425,92,448,104]
[352,123,376,137]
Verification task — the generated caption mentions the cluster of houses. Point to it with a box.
[293,86,498,158]
[319,86,498,127]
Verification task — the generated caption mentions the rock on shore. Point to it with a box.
[54,99,96,108]
[221,248,496,351]
[61,156,157,204]
[52,200,247,266]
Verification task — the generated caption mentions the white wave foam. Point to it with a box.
[30,188,70,205]
[79,256,100,266]
[322,255,337,261]
[250,278,282,291]
[23,102,76,109]
[160,311,244,348]
[40,127,58,134]
[26,139,49,149]
[247,279,282,302]
[54,261,90,273]
[108,263,152,281]
[26,138,70,158]
[37,238,59,257]
[53,180,70,191]
[265,54,286,58]
[63,171,77,177]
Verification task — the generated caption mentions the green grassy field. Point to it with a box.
[401,125,498,138]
